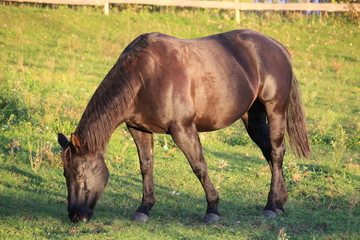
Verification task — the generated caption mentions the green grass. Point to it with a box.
[0,4,359,239]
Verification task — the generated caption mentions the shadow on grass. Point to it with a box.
[1,162,358,238]
[103,171,359,238]
[206,148,265,171]
[0,165,68,222]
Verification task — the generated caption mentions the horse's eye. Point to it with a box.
[75,174,84,182]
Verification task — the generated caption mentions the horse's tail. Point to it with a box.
[286,73,311,158]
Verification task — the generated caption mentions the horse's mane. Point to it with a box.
[74,34,150,154]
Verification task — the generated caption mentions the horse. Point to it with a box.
[57,29,310,223]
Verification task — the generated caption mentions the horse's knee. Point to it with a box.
[193,166,207,179]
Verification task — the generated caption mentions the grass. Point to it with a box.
[0,3,359,239]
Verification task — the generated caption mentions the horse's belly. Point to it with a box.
[194,98,251,132]
[192,76,257,132]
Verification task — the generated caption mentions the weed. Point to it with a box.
[331,125,347,170]
[277,227,290,240]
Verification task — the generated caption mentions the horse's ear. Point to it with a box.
[58,132,70,149]
[71,133,83,151]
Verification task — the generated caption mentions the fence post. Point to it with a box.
[104,2,109,15]
[235,0,240,24]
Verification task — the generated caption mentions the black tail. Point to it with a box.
[286,73,311,158]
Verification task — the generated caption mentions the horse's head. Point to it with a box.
[57,132,109,222]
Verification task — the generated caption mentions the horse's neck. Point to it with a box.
[75,94,121,154]
[75,66,140,154]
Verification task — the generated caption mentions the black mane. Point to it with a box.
[74,34,151,154]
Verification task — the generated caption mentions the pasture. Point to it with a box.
[0,4,359,239]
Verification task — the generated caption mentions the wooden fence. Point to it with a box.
[4,0,360,15]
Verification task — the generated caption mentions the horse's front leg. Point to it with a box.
[170,123,220,223]
[127,126,155,222]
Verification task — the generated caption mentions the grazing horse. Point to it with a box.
[58,29,310,223]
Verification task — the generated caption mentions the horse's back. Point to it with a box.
[124,30,293,133]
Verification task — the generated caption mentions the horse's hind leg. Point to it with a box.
[127,126,155,222]
[170,123,220,223]
[242,100,287,218]
[241,100,272,160]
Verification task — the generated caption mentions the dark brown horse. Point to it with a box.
[58,29,310,223]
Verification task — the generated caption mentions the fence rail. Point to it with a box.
[4,0,360,14]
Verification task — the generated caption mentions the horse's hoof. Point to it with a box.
[263,210,277,218]
[131,212,149,223]
[203,213,220,223]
